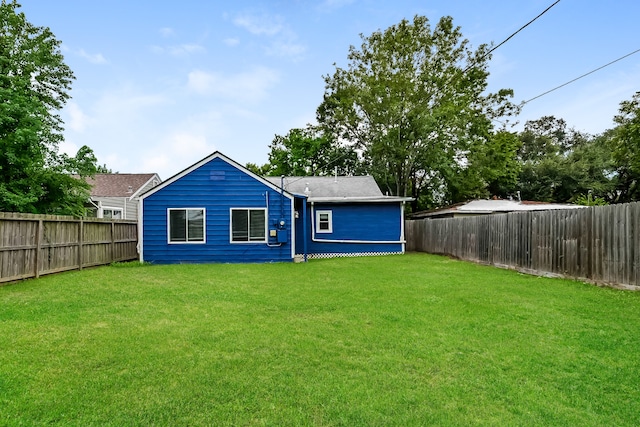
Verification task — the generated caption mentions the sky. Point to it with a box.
[18,0,640,180]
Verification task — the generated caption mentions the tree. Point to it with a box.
[0,1,95,215]
[265,125,364,177]
[317,15,518,209]
[467,130,522,199]
[610,91,640,202]
[245,162,273,176]
[516,116,616,203]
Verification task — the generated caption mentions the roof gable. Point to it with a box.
[139,151,294,200]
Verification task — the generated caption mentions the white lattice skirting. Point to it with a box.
[299,252,403,260]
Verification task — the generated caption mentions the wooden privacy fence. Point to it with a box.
[0,212,138,284]
[405,202,640,290]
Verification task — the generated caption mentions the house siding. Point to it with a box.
[296,202,404,255]
[142,157,293,264]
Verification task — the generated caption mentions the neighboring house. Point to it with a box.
[84,173,161,220]
[138,151,411,264]
[410,199,586,220]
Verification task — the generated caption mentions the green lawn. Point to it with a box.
[1,253,639,426]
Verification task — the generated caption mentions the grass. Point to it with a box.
[1,253,639,426]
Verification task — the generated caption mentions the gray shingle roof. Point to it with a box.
[84,174,159,197]
[265,176,383,198]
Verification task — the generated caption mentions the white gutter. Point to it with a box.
[310,202,406,244]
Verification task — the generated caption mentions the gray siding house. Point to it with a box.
[85,173,161,220]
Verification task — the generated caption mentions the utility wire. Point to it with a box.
[522,47,640,105]
[463,0,562,74]
[276,1,564,182]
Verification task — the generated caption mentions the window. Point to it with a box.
[316,210,332,233]
[231,208,266,242]
[168,208,205,243]
[102,207,123,219]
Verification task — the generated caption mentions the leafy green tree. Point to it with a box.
[558,132,615,203]
[265,125,364,177]
[573,192,608,206]
[457,130,522,200]
[0,0,95,215]
[95,163,114,174]
[610,91,640,202]
[516,116,616,203]
[317,15,518,209]
[245,162,273,176]
[517,117,574,201]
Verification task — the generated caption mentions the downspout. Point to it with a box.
[303,197,308,262]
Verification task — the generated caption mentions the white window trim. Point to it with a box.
[315,209,333,233]
[229,207,268,244]
[101,206,123,219]
[167,208,206,244]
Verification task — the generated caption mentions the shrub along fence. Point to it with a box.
[405,202,640,290]
[0,212,138,284]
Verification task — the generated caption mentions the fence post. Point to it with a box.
[111,221,115,263]
[78,219,84,270]
[34,219,42,279]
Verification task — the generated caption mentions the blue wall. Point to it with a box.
[142,157,293,264]
[295,202,404,255]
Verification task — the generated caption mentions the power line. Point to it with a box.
[276,2,564,180]
[463,0,562,73]
[522,47,640,105]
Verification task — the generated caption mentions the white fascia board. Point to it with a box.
[129,173,161,200]
[308,196,414,203]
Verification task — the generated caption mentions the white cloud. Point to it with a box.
[317,0,356,12]
[95,91,168,117]
[159,27,175,38]
[266,40,307,58]
[141,119,221,177]
[233,13,284,36]
[152,43,206,56]
[102,153,127,173]
[58,140,79,157]
[187,67,280,103]
[224,37,240,47]
[66,102,91,132]
[141,130,213,177]
[77,49,107,64]
[232,11,306,59]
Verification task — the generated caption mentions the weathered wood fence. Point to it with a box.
[405,202,640,290]
[0,212,138,283]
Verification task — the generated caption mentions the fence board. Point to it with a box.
[0,212,137,283]
[406,202,640,290]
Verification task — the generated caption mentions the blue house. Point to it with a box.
[138,151,411,264]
